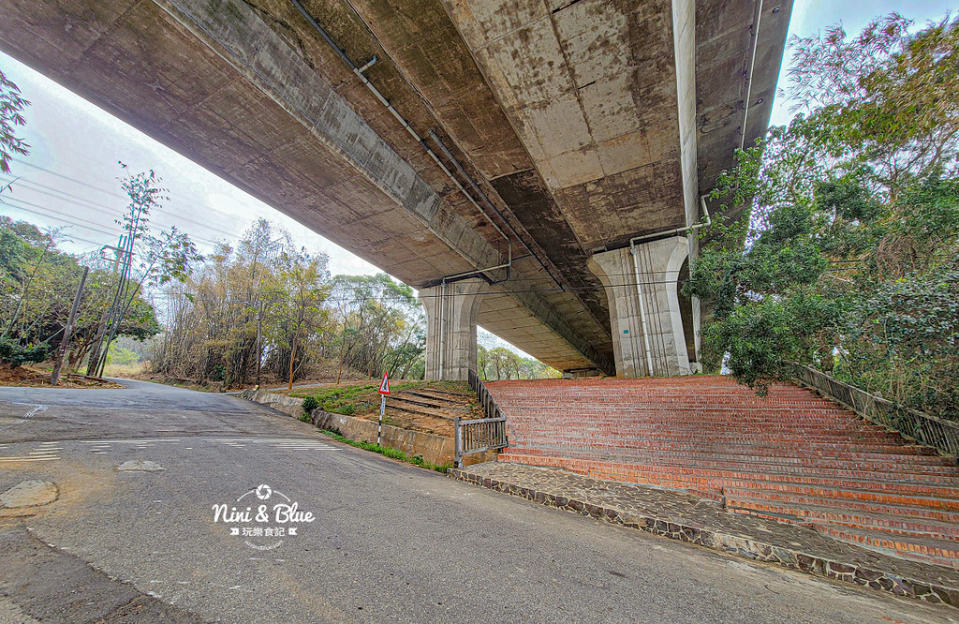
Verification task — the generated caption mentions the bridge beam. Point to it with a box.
[588,237,692,377]
[420,279,485,381]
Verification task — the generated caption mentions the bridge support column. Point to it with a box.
[419,279,485,380]
[588,236,692,377]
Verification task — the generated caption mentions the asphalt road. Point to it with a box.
[0,379,955,624]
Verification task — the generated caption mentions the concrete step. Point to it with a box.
[405,388,472,403]
[388,394,470,414]
[385,401,461,420]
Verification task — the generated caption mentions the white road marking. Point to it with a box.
[0,441,62,463]
[271,443,336,450]
[23,405,47,419]
[82,438,180,445]
[0,403,47,431]
[215,437,340,451]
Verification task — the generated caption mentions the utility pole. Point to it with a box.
[95,233,136,378]
[51,266,89,386]
[255,299,264,387]
[86,237,126,376]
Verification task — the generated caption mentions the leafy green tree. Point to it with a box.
[86,167,201,376]
[686,14,959,417]
[0,218,160,369]
[266,248,330,390]
[0,69,28,180]
[477,343,560,380]
[328,274,423,381]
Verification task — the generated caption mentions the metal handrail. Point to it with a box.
[792,364,959,457]
[454,370,509,467]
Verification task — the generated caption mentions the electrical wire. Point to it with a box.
[1,196,122,238]
[0,185,225,248]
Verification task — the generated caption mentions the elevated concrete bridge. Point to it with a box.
[0,0,791,378]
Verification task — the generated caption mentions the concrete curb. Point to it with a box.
[449,467,959,608]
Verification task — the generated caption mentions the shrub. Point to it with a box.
[331,403,355,416]
[0,338,50,368]
[302,396,319,415]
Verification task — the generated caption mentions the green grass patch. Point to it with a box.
[316,427,451,474]
[292,380,474,418]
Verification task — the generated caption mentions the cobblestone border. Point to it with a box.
[450,468,959,608]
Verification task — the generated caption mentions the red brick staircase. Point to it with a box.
[487,376,959,569]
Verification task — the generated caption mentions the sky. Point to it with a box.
[0,0,953,356]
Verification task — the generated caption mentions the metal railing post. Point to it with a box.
[453,416,462,468]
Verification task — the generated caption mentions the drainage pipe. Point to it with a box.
[438,280,446,379]
[427,130,564,290]
[629,245,656,376]
[740,0,764,151]
[629,195,711,247]
[289,0,512,282]
[627,194,712,375]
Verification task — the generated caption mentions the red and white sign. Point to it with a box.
[378,372,391,395]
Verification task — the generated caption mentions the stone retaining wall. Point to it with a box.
[241,389,455,466]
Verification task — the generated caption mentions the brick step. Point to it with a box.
[495,394,839,403]
[506,404,849,413]
[510,412,882,422]
[504,445,951,473]
[506,423,929,441]
[724,496,959,540]
[497,452,959,509]
[506,437,943,459]
[502,452,959,500]
[491,382,826,391]
[508,436,930,450]
[815,524,959,569]
[508,431,905,446]
[507,420,904,432]
[503,411,880,421]
[722,479,959,512]
[523,401,847,408]
[490,376,959,569]
[722,488,959,525]
[504,444,956,475]
[508,442,923,461]
[514,449,959,484]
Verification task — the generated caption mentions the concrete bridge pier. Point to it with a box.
[589,237,693,377]
[419,279,485,380]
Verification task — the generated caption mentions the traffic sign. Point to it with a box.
[378,372,391,395]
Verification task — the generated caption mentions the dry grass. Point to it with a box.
[0,365,122,388]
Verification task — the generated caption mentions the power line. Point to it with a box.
[1,196,122,238]
[1,175,235,246]
[10,157,253,223]
[0,186,225,248]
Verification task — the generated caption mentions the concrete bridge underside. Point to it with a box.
[0,0,791,378]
